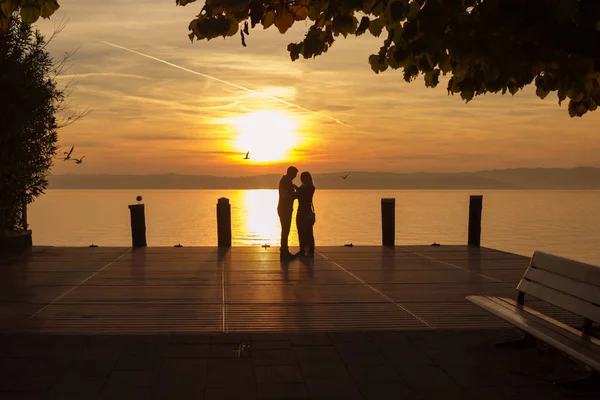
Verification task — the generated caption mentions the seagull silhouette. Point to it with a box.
[341,173,350,180]
[244,151,250,160]
[73,156,85,164]
[63,146,74,160]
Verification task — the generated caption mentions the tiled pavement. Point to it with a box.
[0,329,596,400]
[1,246,597,399]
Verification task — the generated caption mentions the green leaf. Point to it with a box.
[20,6,41,25]
[294,6,309,21]
[536,85,550,99]
[308,4,320,21]
[274,9,294,34]
[332,14,357,37]
[460,87,475,102]
[40,0,60,19]
[1,0,18,17]
[409,0,421,17]
[263,11,275,29]
[227,18,239,37]
[424,69,441,87]
[369,54,388,74]
[356,16,369,36]
[368,17,384,37]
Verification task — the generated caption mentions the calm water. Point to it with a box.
[28,190,600,265]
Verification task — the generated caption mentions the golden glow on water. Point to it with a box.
[240,190,283,245]
[233,110,297,162]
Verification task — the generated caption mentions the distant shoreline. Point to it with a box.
[47,167,600,190]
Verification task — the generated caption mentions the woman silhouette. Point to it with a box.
[295,171,316,257]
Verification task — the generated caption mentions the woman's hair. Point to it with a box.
[300,171,313,185]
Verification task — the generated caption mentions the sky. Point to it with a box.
[37,0,600,176]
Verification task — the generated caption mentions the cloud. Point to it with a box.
[38,0,600,176]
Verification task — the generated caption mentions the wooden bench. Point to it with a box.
[467,251,600,389]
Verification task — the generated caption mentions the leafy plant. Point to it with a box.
[0,0,59,30]
[177,0,600,117]
[0,14,63,232]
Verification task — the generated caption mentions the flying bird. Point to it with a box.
[341,173,350,180]
[63,146,74,160]
[73,156,85,164]
[244,151,250,160]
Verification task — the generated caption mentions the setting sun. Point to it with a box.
[234,110,297,162]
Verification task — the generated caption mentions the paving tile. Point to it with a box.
[395,364,461,396]
[124,338,165,356]
[328,331,372,343]
[252,349,297,366]
[152,384,205,400]
[369,331,412,344]
[335,342,388,365]
[346,363,401,384]
[116,352,162,371]
[64,358,116,377]
[256,383,309,399]
[255,365,304,383]
[0,365,61,392]
[207,359,254,387]
[298,360,350,379]
[98,385,154,400]
[205,386,256,400]
[376,339,435,367]
[104,370,159,388]
[289,333,331,346]
[209,344,238,358]
[160,344,211,358]
[79,345,123,360]
[293,346,340,363]
[358,381,419,400]
[0,393,45,400]
[250,341,291,350]
[211,333,252,344]
[305,378,363,399]
[157,359,207,387]
[46,376,106,398]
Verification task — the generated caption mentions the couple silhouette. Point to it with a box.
[277,166,316,260]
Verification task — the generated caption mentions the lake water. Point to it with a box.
[28,190,600,265]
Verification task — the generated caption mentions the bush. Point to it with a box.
[0,15,62,233]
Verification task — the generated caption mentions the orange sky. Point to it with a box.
[38,0,600,176]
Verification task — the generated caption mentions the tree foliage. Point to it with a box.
[0,0,59,31]
[0,15,62,232]
[177,0,600,117]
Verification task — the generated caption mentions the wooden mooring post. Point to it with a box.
[128,203,147,248]
[381,198,395,247]
[217,197,232,247]
[468,195,483,247]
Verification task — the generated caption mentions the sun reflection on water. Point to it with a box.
[240,190,282,245]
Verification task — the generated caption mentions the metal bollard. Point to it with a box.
[128,203,147,248]
[381,198,395,247]
[468,195,483,247]
[217,197,232,247]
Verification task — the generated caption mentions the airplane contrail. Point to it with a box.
[100,41,347,126]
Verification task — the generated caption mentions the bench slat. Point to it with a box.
[524,268,600,305]
[531,251,600,287]
[467,295,600,371]
[498,297,600,348]
[517,280,600,323]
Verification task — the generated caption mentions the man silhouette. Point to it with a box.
[278,166,298,259]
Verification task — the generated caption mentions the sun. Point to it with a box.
[234,110,297,162]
